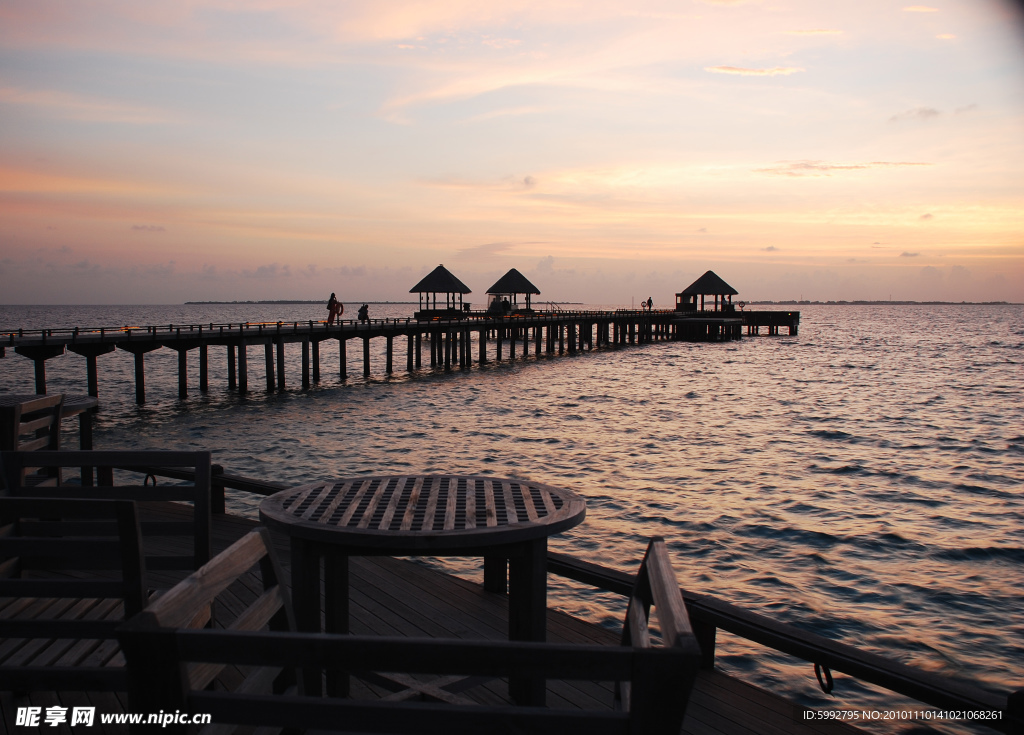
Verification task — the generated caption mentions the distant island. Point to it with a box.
[749,300,1014,306]
[185,300,586,305]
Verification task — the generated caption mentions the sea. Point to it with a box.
[1,302,1021,734]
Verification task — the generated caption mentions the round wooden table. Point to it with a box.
[259,474,586,703]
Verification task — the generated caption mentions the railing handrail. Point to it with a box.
[546,551,1019,730]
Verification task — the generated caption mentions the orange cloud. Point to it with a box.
[0,84,180,124]
[704,66,804,76]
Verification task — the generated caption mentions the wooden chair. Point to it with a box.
[0,497,145,693]
[1,450,213,584]
[119,533,700,735]
[0,395,64,486]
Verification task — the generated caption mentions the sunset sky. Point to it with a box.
[2,0,1023,304]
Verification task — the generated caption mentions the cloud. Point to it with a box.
[784,29,843,35]
[755,160,931,177]
[456,241,546,258]
[903,5,939,11]
[955,104,978,114]
[697,227,707,233]
[705,66,804,76]
[889,107,941,122]
[244,263,292,279]
[901,252,920,257]
[131,224,165,232]
[920,213,933,220]
[0,85,180,124]
[763,246,778,251]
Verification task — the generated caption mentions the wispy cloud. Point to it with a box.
[0,84,179,124]
[889,107,941,122]
[763,245,778,251]
[131,225,165,232]
[705,66,804,76]
[755,160,931,177]
[955,104,978,114]
[901,252,920,257]
[920,213,933,220]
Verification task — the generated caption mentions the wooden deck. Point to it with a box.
[1,503,858,735]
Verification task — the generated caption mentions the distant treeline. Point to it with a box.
[750,300,1013,306]
[184,300,419,305]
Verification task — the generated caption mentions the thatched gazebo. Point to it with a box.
[410,264,472,319]
[675,271,739,312]
[485,268,540,314]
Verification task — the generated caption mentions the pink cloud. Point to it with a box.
[705,66,804,76]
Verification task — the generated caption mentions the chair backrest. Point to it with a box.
[0,395,64,486]
[119,534,700,735]
[1,450,213,581]
[0,497,145,692]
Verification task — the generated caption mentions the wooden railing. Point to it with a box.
[548,551,1022,734]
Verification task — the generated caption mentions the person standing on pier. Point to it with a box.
[357,303,369,323]
[646,296,653,311]
[326,293,343,325]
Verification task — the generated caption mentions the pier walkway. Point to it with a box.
[0,502,859,735]
[1,309,797,403]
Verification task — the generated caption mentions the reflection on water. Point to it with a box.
[2,303,1022,733]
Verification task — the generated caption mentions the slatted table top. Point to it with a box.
[260,474,586,551]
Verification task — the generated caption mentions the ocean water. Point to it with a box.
[2,302,1021,733]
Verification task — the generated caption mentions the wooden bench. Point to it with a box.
[0,497,145,693]
[119,532,701,734]
[1,450,213,583]
[0,395,64,487]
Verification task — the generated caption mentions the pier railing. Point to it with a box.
[548,552,1020,733]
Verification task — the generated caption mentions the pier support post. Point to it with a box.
[177,347,188,399]
[535,325,542,356]
[386,336,393,374]
[68,343,116,398]
[522,327,528,358]
[363,337,371,378]
[558,323,564,354]
[302,337,310,390]
[407,334,414,372]
[265,343,275,391]
[312,339,320,382]
[444,331,452,370]
[14,345,66,395]
[339,338,348,380]
[277,340,286,391]
[415,332,422,368]
[237,342,248,395]
[120,343,160,405]
[496,329,503,361]
[479,328,487,364]
[199,344,208,392]
[228,345,236,390]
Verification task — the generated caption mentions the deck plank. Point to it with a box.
[2,503,864,734]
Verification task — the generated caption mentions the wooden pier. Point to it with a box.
[0,309,796,403]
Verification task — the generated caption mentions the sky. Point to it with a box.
[1,0,1023,305]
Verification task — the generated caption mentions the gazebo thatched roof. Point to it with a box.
[486,268,540,295]
[409,264,471,294]
[678,271,738,297]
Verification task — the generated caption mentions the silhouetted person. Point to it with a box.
[646,297,653,311]
[326,293,343,325]
[357,303,369,323]
[502,297,510,313]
